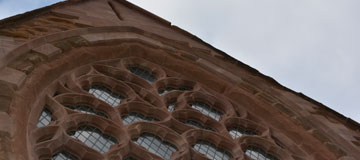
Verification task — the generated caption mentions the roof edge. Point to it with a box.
[0,0,91,28]
[0,0,358,130]
[118,0,360,130]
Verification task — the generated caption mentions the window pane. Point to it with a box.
[133,133,178,160]
[167,101,176,112]
[67,125,118,153]
[229,127,257,139]
[37,107,52,128]
[158,87,190,95]
[87,85,124,107]
[52,150,78,160]
[128,66,156,83]
[245,146,278,160]
[192,140,232,160]
[64,104,108,118]
[122,112,158,125]
[191,101,223,121]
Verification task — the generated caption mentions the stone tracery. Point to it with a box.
[29,56,291,159]
[0,0,355,159]
[0,20,304,160]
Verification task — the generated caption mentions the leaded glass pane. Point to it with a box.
[245,146,278,160]
[184,120,214,131]
[37,108,52,128]
[128,66,156,82]
[122,112,158,125]
[191,101,223,121]
[158,87,190,95]
[67,125,118,153]
[87,85,124,107]
[167,101,176,112]
[193,140,232,160]
[133,133,178,160]
[229,127,257,139]
[52,150,78,160]
[64,104,108,118]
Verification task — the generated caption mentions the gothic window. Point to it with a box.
[167,101,176,112]
[67,125,118,153]
[128,65,156,82]
[26,57,290,160]
[192,140,232,160]
[64,104,108,118]
[191,101,223,121]
[121,112,158,125]
[133,133,178,160]
[229,127,257,139]
[184,120,214,131]
[87,84,124,107]
[37,107,53,128]
[245,146,278,160]
[52,150,78,160]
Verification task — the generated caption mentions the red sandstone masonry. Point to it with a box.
[0,0,358,160]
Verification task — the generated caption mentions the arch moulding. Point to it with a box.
[0,23,347,160]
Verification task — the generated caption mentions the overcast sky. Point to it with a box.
[0,0,359,122]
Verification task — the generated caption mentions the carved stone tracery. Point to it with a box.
[1,23,325,160]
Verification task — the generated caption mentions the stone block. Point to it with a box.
[32,43,61,58]
[0,67,26,89]
[197,58,239,82]
[0,112,13,135]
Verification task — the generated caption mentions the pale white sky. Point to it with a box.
[0,0,359,122]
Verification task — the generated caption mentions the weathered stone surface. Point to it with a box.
[0,0,358,160]
[0,67,26,89]
[32,43,61,58]
[0,112,13,135]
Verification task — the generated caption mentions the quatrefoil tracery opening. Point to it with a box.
[245,146,279,160]
[87,84,124,107]
[191,101,223,121]
[128,65,157,83]
[51,150,78,160]
[193,140,233,160]
[167,101,176,112]
[229,127,258,139]
[133,133,178,160]
[64,104,108,118]
[67,125,118,153]
[121,112,158,125]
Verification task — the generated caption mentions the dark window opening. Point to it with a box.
[37,107,53,128]
[128,65,156,83]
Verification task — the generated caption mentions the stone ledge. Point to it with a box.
[0,67,26,89]
[197,58,240,83]
[81,32,164,47]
